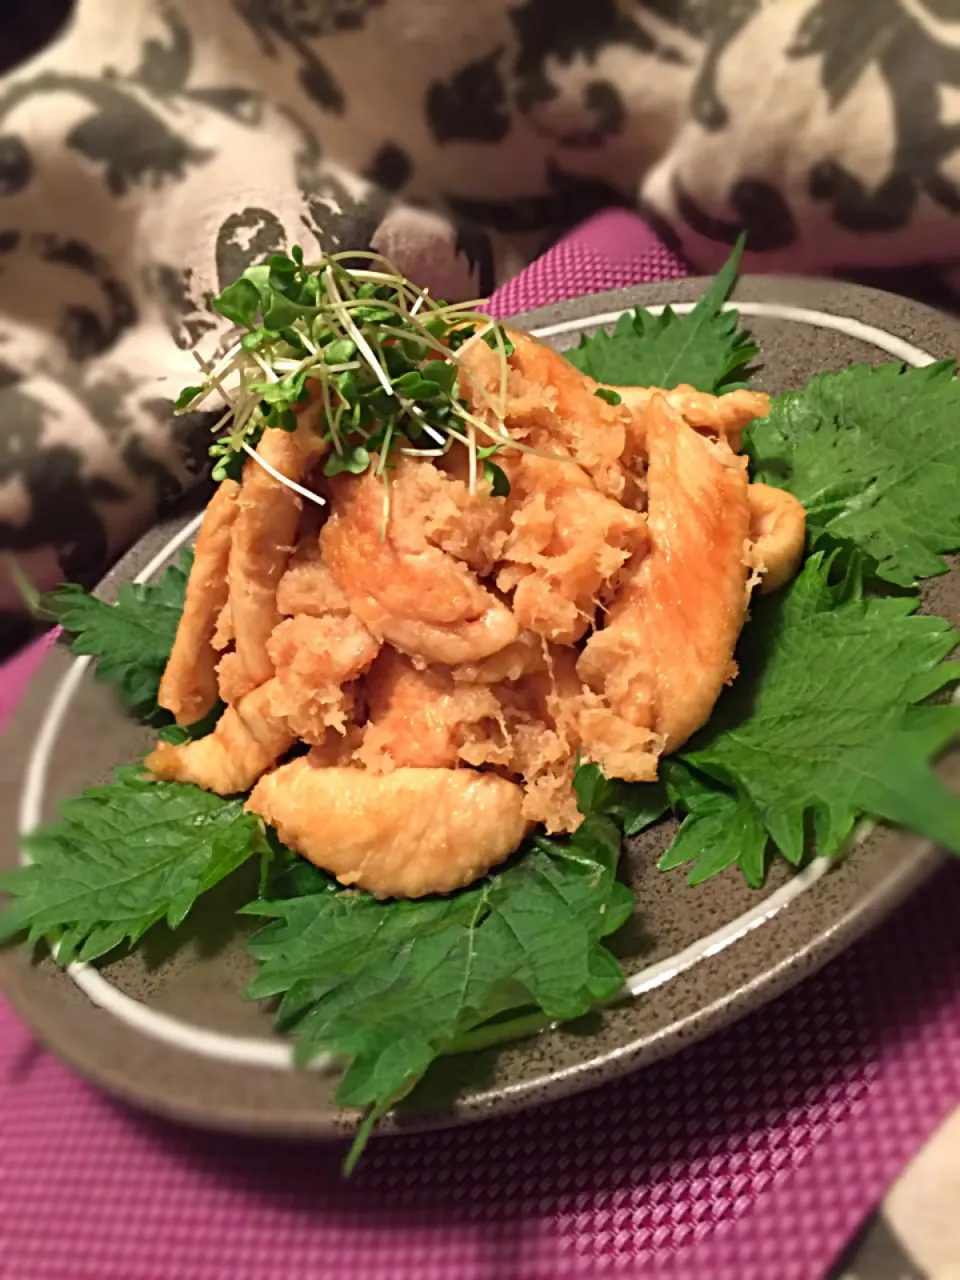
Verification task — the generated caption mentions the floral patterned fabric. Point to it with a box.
[1,0,960,628]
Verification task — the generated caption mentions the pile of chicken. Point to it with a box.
[146,331,805,899]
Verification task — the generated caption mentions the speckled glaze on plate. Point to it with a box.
[0,276,957,1141]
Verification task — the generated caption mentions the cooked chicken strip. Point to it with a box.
[211,600,233,652]
[276,544,351,617]
[452,631,548,684]
[157,480,240,726]
[361,605,518,668]
[458,646,587,834]
[575,700,662,786]
[497,450,648,643]
[246,759,529,898]
[615,384,770,455]
[747,482,806,594]
[322,461,518,665]
[145,679,295,795]
[395,446,509,575]
[267,612,380,744]
[356,647,499,770]
[306,726,363,768]
[459,328,630,500]
[578,394,751,768]
[226,422,324,695]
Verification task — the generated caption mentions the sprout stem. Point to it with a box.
[183,246,538,525]
[241,443,327,507]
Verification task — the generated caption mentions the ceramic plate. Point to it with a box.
[1,276,957,1140]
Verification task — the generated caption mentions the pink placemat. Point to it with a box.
[1,211,959,1280]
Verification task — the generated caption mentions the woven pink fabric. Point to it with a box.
[488,210,687,318]
[1,210,959,1280]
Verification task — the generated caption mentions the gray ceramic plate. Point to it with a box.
[1,276,957,1141]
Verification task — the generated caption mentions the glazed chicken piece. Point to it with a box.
[497,450,648,644]
[307,726,364,768]
[575,696,663,786]
[276,541,351,617]
[357,641,585,832]
[397,447,509,575]
[615,384,770,456]
[158,479,240,726]
[145,679,295,795]
[267,612,380,744]
[246,758,529,898]
[578,393,752,774]
[321,459,517,665]
[223,420,325,699]
[459,329,630,500]
[355,647,500,770]
[747,483,807,594]
[459,646,587,833]
[216,651,255,706]
[212,600,233,652]
[452,630,548,684]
